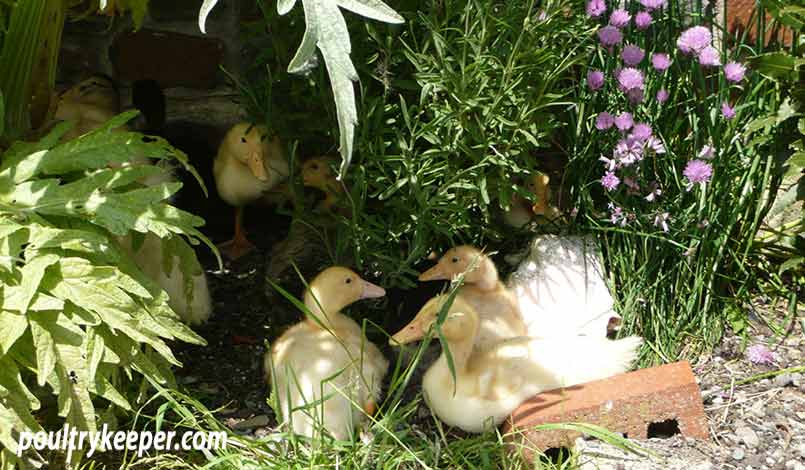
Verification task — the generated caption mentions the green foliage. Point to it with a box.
[201,0,404,178]
[0,113,210,468]
[326,0,590,288]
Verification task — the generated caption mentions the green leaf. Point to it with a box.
[0,311,28,355]
[751,52,797,81]
[17,254,60,314]
[0,89,4,136]
[779,256,804,274]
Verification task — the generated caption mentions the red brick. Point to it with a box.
[502,361,709,455]
[110,29,224,89]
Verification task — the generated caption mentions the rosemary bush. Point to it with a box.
[327,0,591,288]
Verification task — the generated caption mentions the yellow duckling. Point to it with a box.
[390,295,642,433]
[301,156,346,213]
[266,267,388,440]
[503,173,561,228]
[418,246,527,350]
[54,74,122,141]
[120,234,213,325]
[213,122,289,259]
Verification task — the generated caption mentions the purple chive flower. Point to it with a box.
[651,53,672,71]
[609,9,632,28]
[587,70,605,91]
[614,138,644,166]
[654,212,670,232]
[677,26,712,54]
[656,89,669,103]
[608,203,627,226]
[646,136,666,154]
[595,111,615,130]
[645,182,662,201]
[617,68,645,92]
[721,102,736,120]
[635,11,652,29]
[627,89,645,104]
[586,0,607,17]
[698,144,715,160]
[624,176,640,194]
[630,123,652,141]
[683,159,713,190]
[698,46,721,67]
[724,62,747,82]
[599,155,617,171]
[639,0,666,10]
[622,45,645,66]
[598,25,623,47]
[601,171,621,191]
[746,344,775,366]
[615,112,634,131]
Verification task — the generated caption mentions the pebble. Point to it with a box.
[735,426,760,448]
[786,461,805,470]
[774,374,794,387]
[732,448,746,461]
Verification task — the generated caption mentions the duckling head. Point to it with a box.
[304,266,386,326]
[302,156,340,191]
[220,123,282,182]
[390,295,478,345]
[56,74,119,115]
[524,173,551,215]
[418,245,499,291]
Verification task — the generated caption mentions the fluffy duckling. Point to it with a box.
[120,233,213,325]
[213,122,289,259]
[419,246,527,350]
[266,267,388,440]
[390,295,642,433]
[503,173,561,228]
[302,156,346,213]
[54,74,122,141]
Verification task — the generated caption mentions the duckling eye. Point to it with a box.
[345,278,352,284]
[311,164,319,170]
[240,137,247,143]
[451,257,459,263]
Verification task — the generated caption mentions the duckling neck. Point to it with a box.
[302,286,351,330]
[471,258,500,291]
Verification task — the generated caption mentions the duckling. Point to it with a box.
[120,233,213,325]
[54,74,122,141]
[266,267,388,440]
[390,295,642,433]
[418,246,527,350]
[213,122,289,259]
[502,173,561,228]
[302,156,346,213]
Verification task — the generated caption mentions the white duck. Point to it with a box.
[419,246,527,350]
[390,295,642,433]
[266,267,388,440]
[213,122,289,259]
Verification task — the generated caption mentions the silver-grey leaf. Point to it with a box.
[198,0,220,34]
[277,0,297,15]
[336,0,404,23]
[289,0,321,74]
